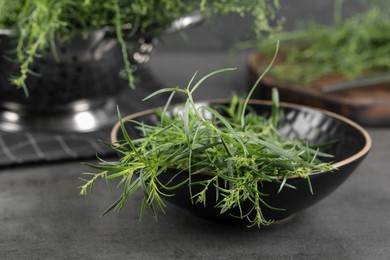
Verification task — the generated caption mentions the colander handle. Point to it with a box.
[164,11,205,35]
[0,29,13,36]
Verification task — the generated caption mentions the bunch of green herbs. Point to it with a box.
[79,47,334,227]
[0,0,281,95]
[244,5,390,85]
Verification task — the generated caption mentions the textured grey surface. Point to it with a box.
[0,127,388,260]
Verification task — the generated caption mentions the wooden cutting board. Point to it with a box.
[247,52,390,126]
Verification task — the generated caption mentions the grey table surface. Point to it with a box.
[1,48,390,260]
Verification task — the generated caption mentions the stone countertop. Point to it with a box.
[1,128,388,259]
[1,49,389,259]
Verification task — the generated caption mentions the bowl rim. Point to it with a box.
[111,99,372,178]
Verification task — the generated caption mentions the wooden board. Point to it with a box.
[247,52,390,126]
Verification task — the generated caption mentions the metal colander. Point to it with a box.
[0,30,155,110]
[0,12,204,132]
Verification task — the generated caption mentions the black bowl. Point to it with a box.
[111,100,371,223]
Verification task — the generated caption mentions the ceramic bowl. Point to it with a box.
[111,100,371,223]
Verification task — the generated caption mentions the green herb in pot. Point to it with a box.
[233,1,390,86]
[0,0,281,95]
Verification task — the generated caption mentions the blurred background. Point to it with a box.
[157,0,369,51]
[148,0,375,98]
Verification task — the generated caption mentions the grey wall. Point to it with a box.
[156,0,368,52]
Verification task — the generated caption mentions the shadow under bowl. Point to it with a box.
[111,100,371,224]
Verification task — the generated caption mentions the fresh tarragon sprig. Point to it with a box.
[80,42,333,227]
